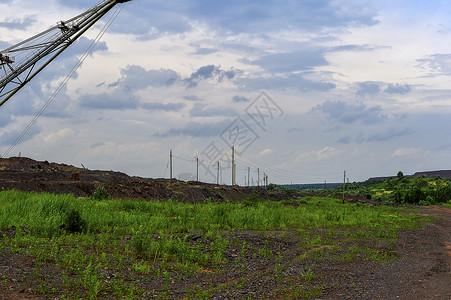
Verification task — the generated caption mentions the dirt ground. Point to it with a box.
[0,157,450,299]
[321,205,451,299]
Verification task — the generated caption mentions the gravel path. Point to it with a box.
[321,206,451,299]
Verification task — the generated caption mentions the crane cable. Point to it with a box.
[2,4,126,158]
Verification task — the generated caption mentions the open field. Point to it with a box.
[0,190,449,299]
[0,157,450,299]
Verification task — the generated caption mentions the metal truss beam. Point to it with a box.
[0,0,131,107]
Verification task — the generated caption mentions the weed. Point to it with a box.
[258,240,273,259]
[234,276,246,289]
[300,268,315,281]
[274,263,287,281]
[81,261,102,299]
[132,260,153,274]
[210,236,229,264]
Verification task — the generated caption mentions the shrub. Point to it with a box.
[92,184,109,200]
[62,208,86,233]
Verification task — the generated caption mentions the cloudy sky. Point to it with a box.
[1,0,451,184]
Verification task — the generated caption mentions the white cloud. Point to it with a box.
[392,148,421,157]
[295,146,342,162]
[258,148,274,156]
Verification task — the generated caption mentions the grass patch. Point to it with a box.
[0,190,430,299]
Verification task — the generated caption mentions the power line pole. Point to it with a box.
[257,168,260,187]
[196,156,199,182]
[342,170,346,204]
[231,146,235,186]
[170,149,173,183]
[217,161,220,185]
[248,167,250,187]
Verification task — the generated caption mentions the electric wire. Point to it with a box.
[2,4,126,158]
[238,152,342,178]
[236,152,343,181]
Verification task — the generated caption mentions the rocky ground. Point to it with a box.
[0,157,450,299]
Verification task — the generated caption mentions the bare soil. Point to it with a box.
[0,157,288,203]
[0,157,450,299]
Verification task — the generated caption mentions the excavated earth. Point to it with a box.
[0,157,450,299]
[0,157,293,203]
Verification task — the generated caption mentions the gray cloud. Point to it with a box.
[141,102,185,112]
[336,136,351,144]
[417,53,451,76]
[237,73,335,92]
[356,81,381,97]
[435,142,451,151]
[33,37,107,83]
[189,103,237,117]
[56,1,191,37]
[59,1,378,40]
[0,125,41,147]
[0,41,10,50]
[155,119,232,137]
[0,113,13,128]
[193,48,219,55]
[245,49,328,73]
[317,100,386,124]
[367,127,415,142]
[184,65,237,88]
[0,16,37,30]
[79,92,140,110]
[184,0,378,34]
[384,83,411,95]
[232,95,249,103]
[113,65,180,90]
[183,95,203,102]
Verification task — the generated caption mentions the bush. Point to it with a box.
[92,184,109,200]
[62,208,86,233]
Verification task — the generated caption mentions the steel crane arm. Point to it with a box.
[0,0,131,107]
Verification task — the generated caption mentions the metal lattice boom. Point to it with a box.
[0,0,132,107]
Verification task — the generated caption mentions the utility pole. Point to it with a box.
[196,156,199,182]
[257,168,260,187]
[217,161,220,185]
[170,149,173,183]
[342,170,346,204]
[248,167,250,187]
[231,146,235,186]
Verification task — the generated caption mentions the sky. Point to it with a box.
[1,0,451,185]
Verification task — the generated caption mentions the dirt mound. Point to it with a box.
[0,157,285,203]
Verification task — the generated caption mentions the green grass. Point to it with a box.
[0,191,428,237]
[0,190,431,299]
